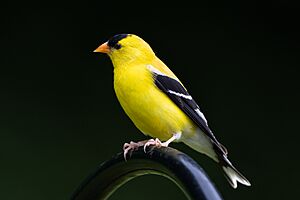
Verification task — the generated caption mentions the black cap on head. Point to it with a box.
[107,34,128,49]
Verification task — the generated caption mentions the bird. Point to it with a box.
[94,33,251,188]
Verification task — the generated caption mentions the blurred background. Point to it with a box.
[1,2,299,200]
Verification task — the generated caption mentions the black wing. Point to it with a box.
[153,72,227,154]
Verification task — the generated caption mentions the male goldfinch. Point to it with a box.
[94,34,251,188]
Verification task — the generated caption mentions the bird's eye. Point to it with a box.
[114,43,122,49]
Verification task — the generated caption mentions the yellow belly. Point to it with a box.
[114,65,194,141]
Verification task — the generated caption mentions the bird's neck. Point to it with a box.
[110,53,155,69]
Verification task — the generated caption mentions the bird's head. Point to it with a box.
[94,34,155,67]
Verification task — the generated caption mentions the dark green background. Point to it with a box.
[1,2,299,200]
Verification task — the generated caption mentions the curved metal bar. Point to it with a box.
[70,146,223,200]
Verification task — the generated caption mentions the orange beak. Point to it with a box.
[94,42,110,53]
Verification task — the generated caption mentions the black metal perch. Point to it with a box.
[70,146,223,200]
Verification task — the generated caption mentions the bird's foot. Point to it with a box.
[123,141,146,161]
[123,134,181,160]
[144,138,170,153]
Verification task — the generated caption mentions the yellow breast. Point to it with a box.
[113,64,194,141]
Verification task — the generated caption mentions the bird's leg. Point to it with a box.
[123,140,148,161]
[162,132,182,146]
[144,132,182,152]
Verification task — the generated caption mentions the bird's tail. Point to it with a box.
[216,148,251,189]
[181,132,251,188]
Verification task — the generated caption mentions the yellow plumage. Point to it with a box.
[94,34,251,189]
[107,35,194,141]
[114,56,195,141]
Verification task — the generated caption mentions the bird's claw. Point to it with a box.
[143,138,163,153]
[123,138,168,161]
[123,141,144,161]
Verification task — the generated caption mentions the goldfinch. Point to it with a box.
[94,34,251,188]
